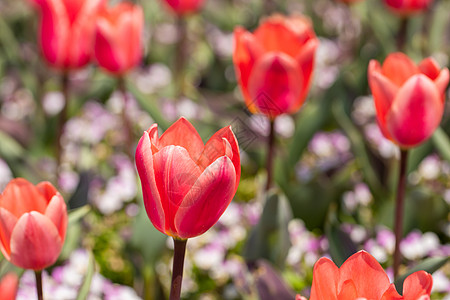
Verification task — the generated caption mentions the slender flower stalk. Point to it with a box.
[118,78,134,158]
[57,72,70,166]
[265,119,275,190]
[35,271,43,300]
[393,149,408,279]
[397,17,409,51]
[175,17,188,98]
[169,239,187,300]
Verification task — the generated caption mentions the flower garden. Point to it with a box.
[0,0,449,299]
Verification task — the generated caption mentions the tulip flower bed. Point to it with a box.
[0,0,449,299]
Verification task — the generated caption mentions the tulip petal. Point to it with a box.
[387,75,443,148]
[402,271,433,300]
[0,208,18,260]
[0,273,19,300]
[45,194,68,241]
[254,15,315,57]
[418,57,441,80]
[380,284,403,300]
[337,280,358,300]
[339,251,391,299]
[152,145,202,236]
[95,19,123,73]
[310,257,339,300]
[135,131,165,234]
[368,60,399,140]
[381,52,419,86]
[292,38,319,112]
[0,178,47,218]
[433,68,449,99]
[175,156,236,239]
[10,212,62,270]
[159,118,204,161]
[36,181,58,204]
[248,52,303,119]
[233,28,260,112]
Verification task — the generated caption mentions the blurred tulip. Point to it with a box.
[0,178,67,270]
[368,52,449,148]
[94,2,144,75]
[135,117,240,239]
[384,0,433,15]
[309,251,432,300]
[30,0,105,70]
[233,14,319,119]
[162,0,206,16]
[0,273,19,300]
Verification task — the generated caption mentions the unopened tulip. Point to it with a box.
[0,273,19,300]
[368,52,449,148]
[309,251,432,300]
[162,0,206,16]
[233,15,319,119]
[30,0,105,70]
[384,0,433,15]
[94,2,144,75]
[135,117,240,239]
[0,178,67,270]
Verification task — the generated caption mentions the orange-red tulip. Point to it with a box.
[0,178,67,270]
[368,52,449,148]
[135,117,240,239]
[30,0,105,70]
[309,251,432,300]
[94,2,144,75]
[0,273,19,300]
[384,0,433,15]
[162,0,206,16]
[233,15,319,119]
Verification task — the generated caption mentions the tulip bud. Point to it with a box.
[383,0,433,16]
[29,0,105,70]
[94,2,144,75]
[135,117,240,239]
[233,15,319,119]
[368,52,449,148]
[0,179,67,270]
[162,0,206,16]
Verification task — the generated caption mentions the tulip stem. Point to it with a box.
[118,77,134,158]
[175,17,188,99]
[169,238,187,300]
[393,149,408,279]
[264,0,276,15]
[265,119,276,191]
[57,72,69,167]
[35,270,43,300]
[397,17,409,52]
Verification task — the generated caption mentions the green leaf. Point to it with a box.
[75,251,95,300]
[326,221,357,267]
[0,131,24,160]
[68,205,91,225]
[243,190,292,268]
[394,256,449,294]
[431,127,450,162]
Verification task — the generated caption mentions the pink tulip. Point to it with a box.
[0,273,19,300]
[94,2,144,75]
[368,52,449,148]
[30,0,105,70]
[162,0,206,16]
[0,178,67,270]
[384,0,433,15]
[135,117,240,239]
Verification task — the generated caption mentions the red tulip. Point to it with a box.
[309,251,432,300]
[233,15,319,119]
[0,178,67,270]
[30,0,105,70]
[135,117,240,239]
[383,0,433,15]
[368,52,449,148]
[94,2,144,75]
[0,273,19,300]
[162,0,206,16]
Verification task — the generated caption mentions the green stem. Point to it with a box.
[169,239,187,300]
[397,17,409,52]
[265,119,276,191]
[35,270,43,300]
[393,149,408,279]
[57,72,69,167]
[175,17,188,99]
[118,77,134,158]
